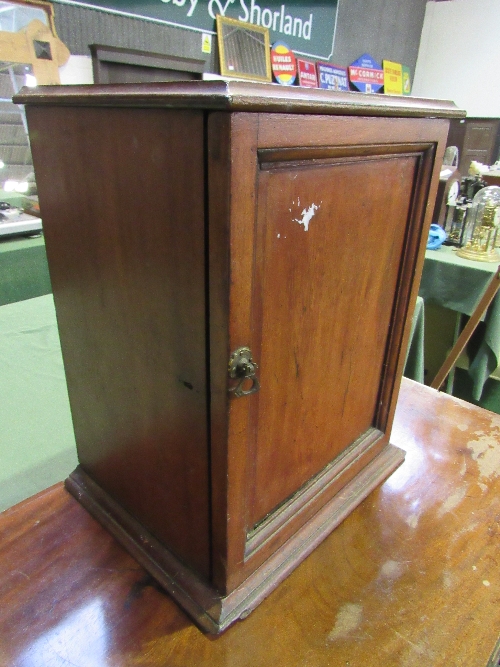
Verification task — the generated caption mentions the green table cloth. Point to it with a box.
[0,235,52,306]
[419,245,499,400]
[404,296,425,384]
[0,294,76,511]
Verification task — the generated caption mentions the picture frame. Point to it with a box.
[0,0,70,85]
[216,15,271,83]
[0,0,57,35]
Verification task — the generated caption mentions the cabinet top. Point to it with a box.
[14,80,465,119]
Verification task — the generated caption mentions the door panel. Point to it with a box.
[248,154,417,524]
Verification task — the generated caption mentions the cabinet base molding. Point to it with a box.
[65,443,404,634]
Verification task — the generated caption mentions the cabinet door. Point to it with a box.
[208,112,448,593]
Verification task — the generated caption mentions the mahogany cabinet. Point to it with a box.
[447,117,500,175]
[16,81,462,633]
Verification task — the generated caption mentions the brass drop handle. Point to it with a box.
[228,347,260,398]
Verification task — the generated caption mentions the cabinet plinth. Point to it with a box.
[16,81,462,633]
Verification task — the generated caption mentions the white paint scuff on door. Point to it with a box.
[293,202,320,231]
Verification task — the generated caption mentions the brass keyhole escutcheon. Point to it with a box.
[228,346,260,398]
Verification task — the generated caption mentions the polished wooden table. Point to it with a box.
[1,378,499,667]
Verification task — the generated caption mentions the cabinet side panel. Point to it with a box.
[27,107,211,578]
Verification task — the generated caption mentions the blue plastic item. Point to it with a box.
[427,223,447,250]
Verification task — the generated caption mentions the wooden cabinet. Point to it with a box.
[16,81,461,633]
[448,117,500,175]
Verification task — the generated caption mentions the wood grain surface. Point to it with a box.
[1,379,499,667]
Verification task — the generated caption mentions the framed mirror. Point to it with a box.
[216,15,271,82]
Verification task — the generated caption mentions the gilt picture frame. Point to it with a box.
[216,15,271,82]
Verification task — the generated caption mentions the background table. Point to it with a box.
[419,245,500,399]
[0,294,77,511]
[0,235,51,306]
[1,379,499,667]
